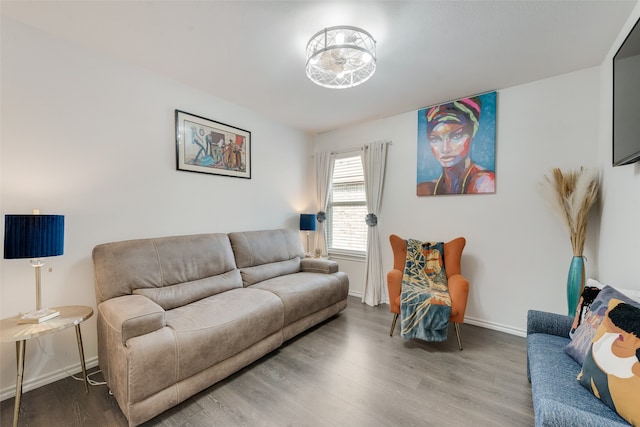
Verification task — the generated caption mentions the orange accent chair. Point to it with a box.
[387,234,470,350]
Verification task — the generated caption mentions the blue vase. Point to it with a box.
[567,256,585,316]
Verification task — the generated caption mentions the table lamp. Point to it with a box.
[299,213,316,257]
[4,209,65,323]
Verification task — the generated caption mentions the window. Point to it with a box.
[327,154,367,255]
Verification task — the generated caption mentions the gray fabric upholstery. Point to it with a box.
[93,233,239,303]
[300,257,339,274]
[526,310,629,427]
[237,258,301,287]
[164,288,284,381]
[252,271,349,326]
[98,295,165,346]
[282,299,347,341]
[229,229,306,286]
[133,269,242,310]
[92,229,349,426]
[229,229,304,266]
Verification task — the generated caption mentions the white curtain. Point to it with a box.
[313,152,334,257]
[361,141,390,306]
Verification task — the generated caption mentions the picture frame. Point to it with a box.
[416,92,496,196]
[175,110,251,179]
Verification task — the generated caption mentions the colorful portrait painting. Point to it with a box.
[416,92,496,196]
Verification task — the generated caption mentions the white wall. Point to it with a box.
[0,18,313,398]
[316,67,602,335]
[597,3,640,288]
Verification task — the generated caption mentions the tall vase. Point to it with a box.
[567,256,585,316]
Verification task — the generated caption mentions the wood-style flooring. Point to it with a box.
[1,296,534,426]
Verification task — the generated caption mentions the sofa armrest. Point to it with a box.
[98,294,166,346]
[526,309,572,338]
[300,258,339,274]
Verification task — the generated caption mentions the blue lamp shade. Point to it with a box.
[4,214,65,259]
[299,214,317,232]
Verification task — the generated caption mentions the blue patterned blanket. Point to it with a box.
[400,239,451,341]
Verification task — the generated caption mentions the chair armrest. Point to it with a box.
[98,294,166,346]
[448,274,469,323]
[300,258,339,274]
[526,310,572,338]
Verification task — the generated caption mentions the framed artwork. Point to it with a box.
[416,92,496,196]
[175,110,251,179]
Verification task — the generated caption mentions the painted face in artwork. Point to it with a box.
[428,122,472,168]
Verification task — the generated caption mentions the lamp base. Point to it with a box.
[17,308,60,324]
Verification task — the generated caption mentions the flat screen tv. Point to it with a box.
[613,16,640,166]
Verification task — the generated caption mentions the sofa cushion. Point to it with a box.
[238,258,301,288]
[133,269,243,310]
[565,286,640,365]
[229,229,305,286]
[93,233,238,303]
[251,271,349,326]
[578,298,640,426]
[229,229,305,268]
[528,333,629,426]
[164,287,284,382]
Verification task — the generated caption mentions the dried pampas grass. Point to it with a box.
[540,167,599,256]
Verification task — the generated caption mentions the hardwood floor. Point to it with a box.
[1,296,534,426]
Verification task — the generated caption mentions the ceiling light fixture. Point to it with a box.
[305,26,377,89]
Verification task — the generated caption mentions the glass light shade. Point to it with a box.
[306,26,377,89]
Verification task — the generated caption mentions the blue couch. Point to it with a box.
[526,310,630,426]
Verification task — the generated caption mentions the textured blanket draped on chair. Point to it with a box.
[401,239,451,341]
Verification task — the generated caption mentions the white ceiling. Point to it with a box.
[1,1,637,134]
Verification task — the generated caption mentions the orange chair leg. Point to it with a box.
[454,323,463,351]
[390,313,399,336]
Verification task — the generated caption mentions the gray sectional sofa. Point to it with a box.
[526,310,629,426]
[92,228,349,426]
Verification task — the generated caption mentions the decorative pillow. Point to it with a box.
[619,288,640,304]
[577,298,640,426]
[565,286,640,365]
[569,286,601,338]
[587,278,640,304]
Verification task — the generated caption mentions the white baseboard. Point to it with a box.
[0,356,99,402]
[347,290,390,305]
[464,316,526,337]
[348,290,362,299]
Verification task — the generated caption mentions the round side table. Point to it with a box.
[0,305,93,427]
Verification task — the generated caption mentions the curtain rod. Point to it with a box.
[329,140,392,155]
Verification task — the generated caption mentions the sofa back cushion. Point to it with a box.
[229,229,304,286]
[93,233,241,305]
[133,269,243,310]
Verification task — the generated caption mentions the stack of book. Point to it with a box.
[17,308,60,324]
